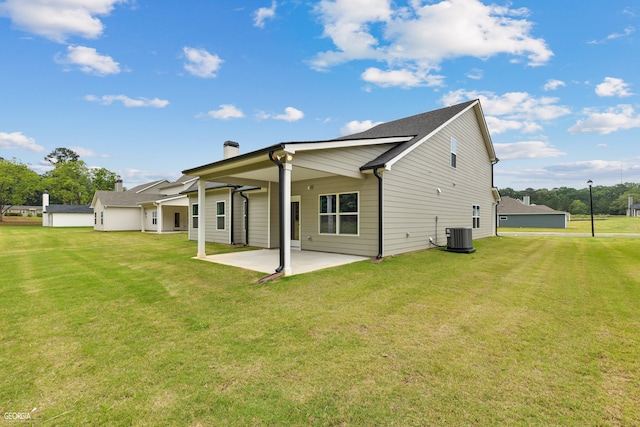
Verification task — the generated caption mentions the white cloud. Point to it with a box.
[256,107,304,122]
[69,146,109,158]
[494,141,566,160]
[183,47,223,78]
[466,68,483,80]
[0,0,124,43]
[442,90,570,135]
[85,94,169,108]
[0,131,45,152]
[340,119,383,136]
[360,67,444,88]
[274,107,304,122]
[543,79,565,91]
[569,104,640,135]
[595,77,632,97]
[311,0,552,86]
[57,45,120,76]
[254,1,277,28]
[588,26,635,44]
[202,104,245,120]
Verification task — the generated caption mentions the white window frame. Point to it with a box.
[450,137,457,168]
[318,191,359,236]
[192,203,198,229]
[216,200,226,231]
[472,204,480,229]
[152,210,157,225]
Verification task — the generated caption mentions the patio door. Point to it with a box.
[291,196,301,250]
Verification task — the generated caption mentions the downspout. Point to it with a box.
[373,168,383,260]
[269,151,285,273]
[239,191,249,246]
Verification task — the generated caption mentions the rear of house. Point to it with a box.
[183,100,500,273]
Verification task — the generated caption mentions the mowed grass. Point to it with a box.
[1,227,639,425]
[500,215,640,234]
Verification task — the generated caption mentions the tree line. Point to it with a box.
[500,183,640,215]
[0,148,118,219]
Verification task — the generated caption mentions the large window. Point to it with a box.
[472,205,480,229]
[319,192,359,235]
[450,137,457,168]
[216,201,226,230]
[192,203,198,229]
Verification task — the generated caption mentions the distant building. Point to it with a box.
[497,196,568,229]
[42,191,93,227]
[627,196,640,217]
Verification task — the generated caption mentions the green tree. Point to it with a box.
[44,147,80,165]
[568,199,589,215]
[0,158,41,220]
[42,160,93,204]
[91,167,118,192]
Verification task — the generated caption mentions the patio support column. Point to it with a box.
[282,162,292,275]
[157,202,163,234]
[197,178,206,258]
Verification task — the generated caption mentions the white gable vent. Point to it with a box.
[445,227,475,253]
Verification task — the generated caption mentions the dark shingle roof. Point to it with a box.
[46,204,93,214]
[497,196,566,215]
[340,100,477,170]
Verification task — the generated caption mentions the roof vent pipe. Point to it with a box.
[224,141,240,159]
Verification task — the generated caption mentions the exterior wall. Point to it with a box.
[163,206,188,232]
[231,192,246,245]
[188,188,232,244]
[291,175,379,257]
[383,108,496,256]
[142,207,158,231]
[498,214,567,228]
[246,188,270,248]
[93,200,106,231]
[102,207,143,231]
[47,213,93,227]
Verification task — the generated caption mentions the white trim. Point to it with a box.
[291,195,301,250]
[385,100,479,170]
[282,136,413,154]
[134,180,169,194]
[215,200,226,231]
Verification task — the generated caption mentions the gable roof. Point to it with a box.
[92,190,163,208]
[46,204,93,214]
[182,99,496,180]
[497,196,567,215]
[127,179,169,194]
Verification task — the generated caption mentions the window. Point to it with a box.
[100,211,104,225]
[473,205,480,229]
[152,211,157,225]
[450,137,457,168]
[192,203,198,229]
[94,212,97,225]
[319,192,358,235]
[216,201,225,230]
[174,212,180,228]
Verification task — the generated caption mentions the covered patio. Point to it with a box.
[200,249,369,275]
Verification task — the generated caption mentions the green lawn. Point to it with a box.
[1,227,639,425]
[500,215,640,234]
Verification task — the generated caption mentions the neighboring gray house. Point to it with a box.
[627,196,640,217]
[182,99,500,275]
[497,196,568,228]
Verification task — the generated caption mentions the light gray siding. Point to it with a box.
[187,188,231,244]
[291,175,379,257]
[247,189,270,248]
[383,108,496,256]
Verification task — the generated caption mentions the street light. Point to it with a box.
[587,179,594,237]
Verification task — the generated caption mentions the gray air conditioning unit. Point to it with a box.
[445,227,475,253]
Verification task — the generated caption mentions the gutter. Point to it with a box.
[373,168,383,259]
[268,151,285,273]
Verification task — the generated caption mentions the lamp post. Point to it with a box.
[587,179,594,237]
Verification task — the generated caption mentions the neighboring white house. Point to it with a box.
[182,100,500,275]
[42,191,93,227]
[91,176,194,232]
[628,196,640,217]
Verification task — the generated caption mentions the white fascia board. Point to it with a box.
[135,180,169,194]
[282,136,413,154]
[384,100,479,170]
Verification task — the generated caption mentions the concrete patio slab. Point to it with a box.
[200,249,370,275]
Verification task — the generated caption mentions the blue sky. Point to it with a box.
[1,0,638,190]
